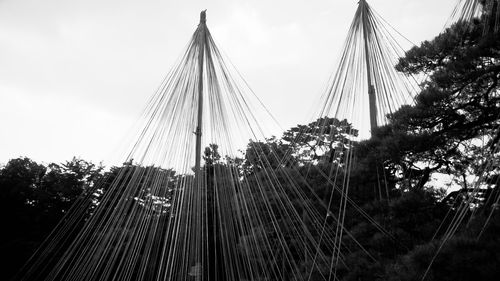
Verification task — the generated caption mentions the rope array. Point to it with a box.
[16,11,378,281]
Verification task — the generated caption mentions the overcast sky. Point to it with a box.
[0,0,458,166]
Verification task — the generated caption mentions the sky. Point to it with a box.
[0,0,459,166]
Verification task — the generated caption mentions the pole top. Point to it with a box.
[200,10,207,24]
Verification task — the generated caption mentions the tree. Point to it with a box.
[282,117,358,165]
[0,157,103,280]
[356,16,500,195]
[241,137,293,175]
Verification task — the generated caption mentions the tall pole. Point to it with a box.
[195,10,207,174]
[360,0,378,135]
[191,10,207,281]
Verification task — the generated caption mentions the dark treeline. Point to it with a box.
[0,157,103,279]
[2,11,500,281]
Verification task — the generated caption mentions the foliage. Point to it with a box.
[0,157,103,279]
[350,16,500,198]
[385,234,500,281]
[282,117,358,165]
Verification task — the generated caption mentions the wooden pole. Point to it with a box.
[194,10,207,281]
[360,0,378,136]
[195,10,206,174]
